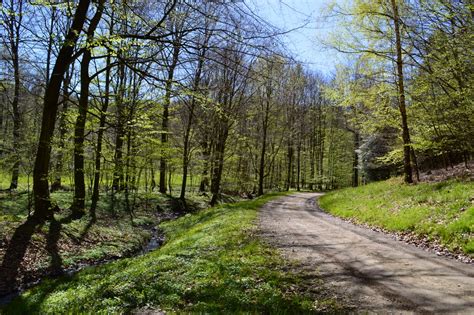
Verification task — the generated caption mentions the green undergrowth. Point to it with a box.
[319,178,474,255]
[4,192,342,314]
[0,192,207,277]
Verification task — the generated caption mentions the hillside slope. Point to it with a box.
[319,178,474,257]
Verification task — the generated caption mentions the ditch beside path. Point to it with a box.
[259,193,474,313]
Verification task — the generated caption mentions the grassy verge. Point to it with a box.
[4,193,342,314]
[319,178,474,255]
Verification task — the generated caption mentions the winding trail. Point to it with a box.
[259,193,474,313]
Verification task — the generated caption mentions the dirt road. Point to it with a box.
[259,193,474,313]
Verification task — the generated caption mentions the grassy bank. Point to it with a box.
[0,191,207,290]
[319,178,474,255]
[3,193,341,314]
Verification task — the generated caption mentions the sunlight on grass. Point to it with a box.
[319,178,474,255]
[3,193,341,313]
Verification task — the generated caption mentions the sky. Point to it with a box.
[249,0,345,76]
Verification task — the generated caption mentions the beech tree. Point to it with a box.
[32,0,92,221]
[1,0,24,190]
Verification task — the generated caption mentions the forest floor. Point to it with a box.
[1,193,347,313]
[259,193,474,313]
[0,191,208,299]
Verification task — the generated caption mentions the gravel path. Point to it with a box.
[259,193,474,313]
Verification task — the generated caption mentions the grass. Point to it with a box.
[3,193,342,314]
[319,177,474,255]
[0,191,208,282]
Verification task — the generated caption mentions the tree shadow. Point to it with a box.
[77,217,95,244]
[0,211,80,297]
[45,219,63,276]
[45,213,78,276]
[0,216,44,296]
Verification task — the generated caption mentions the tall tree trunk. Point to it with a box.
[391,0,413,184]
[180,119,192,199]
[50,8,68,192]
[318,110,325,190]
[9,40,20,190]
[160,38,181,194]
[286,141,293,191]
[210,126,228,206]
[199,138,211,192]
[309,123,316,190]
[91,52,112,218]
[352,132,359,187]
[258,91,271,196]
[7,0,23,190]
[296,141,301,192]
[180,33,209,199]
[411,147,420,182]
[32,0,91,221]
[51,68,72,192]
[71,53,91,218]
[71,0,104,219]
[112,61,126,191]
[159,92,169,194]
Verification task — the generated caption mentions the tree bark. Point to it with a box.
[391,0,413,184]
[180,48,206,199]
[352,132,360,187]
[112,60,126,191]
[51,68,72,192]
[258,86,271,196]
[296,141,301,191]
[71,0,105,218]
[199,138,211,192]
[210,125,229,206]
[91,52,112,219]
[286,140,294,191]
[160,36,181,194]
[32,0,91,221]
[7,0,23,190]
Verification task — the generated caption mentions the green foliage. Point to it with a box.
[326,0,474,169]
[4,193,343,313]
[319,178,474,255]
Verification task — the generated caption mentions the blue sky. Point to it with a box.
[249,0,344,76]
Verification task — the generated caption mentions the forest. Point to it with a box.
[0,0,473,312]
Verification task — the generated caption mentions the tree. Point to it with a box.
[159,8,186,194]
[327,0,415,183]
[391,0,413,183]
[70,0,105,218]
[179,19,213,200]
[1,0,23,189]
[32,0,91,221]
